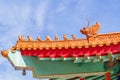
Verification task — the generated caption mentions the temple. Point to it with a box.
[1,22,120,80]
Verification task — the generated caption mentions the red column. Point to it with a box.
[80,77,85,80]
[105,72,111,80]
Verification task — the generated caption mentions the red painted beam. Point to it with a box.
[20,43,120,58]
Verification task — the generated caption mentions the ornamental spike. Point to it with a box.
[27,36,33,41]
[55,34,59,41]
[21,35,25,41]
[37,36,42,41]
[63,34,69,40]
[18,35,21,41]
[46,35,52,41]
[71,34,77,40]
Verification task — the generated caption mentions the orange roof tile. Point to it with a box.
[10,22,120,52]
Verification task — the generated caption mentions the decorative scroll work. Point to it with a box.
[80,22,100,42]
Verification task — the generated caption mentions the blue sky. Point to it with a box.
[0,0,120,80]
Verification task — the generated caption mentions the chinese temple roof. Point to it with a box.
[1,22,120,61]
[1,22,120,79]
[2,22,119,60]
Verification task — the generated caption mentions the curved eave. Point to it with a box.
[5,50,120,79]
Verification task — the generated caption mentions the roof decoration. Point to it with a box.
[12,33,120,50]
[80,22,100,42]
[9,22,120,51]
[1,22,120,79]
[1,22,120,61]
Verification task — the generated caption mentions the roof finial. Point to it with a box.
[63,34,69,40]
[21,35,25,41]
[80,22,100,42]
[55,34,59,41]
[18,35,25,41]
[86,19,90,27]
[18,35,21,41]
[46,36,52,41]
[27,36,33,41]
[71,34,77,40]
[37,36,42,41]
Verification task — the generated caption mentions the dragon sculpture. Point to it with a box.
[80,22,100,41]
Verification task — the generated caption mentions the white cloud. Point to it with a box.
[35,1,50,32]
[0,0,51,50]
[0,1,51,80]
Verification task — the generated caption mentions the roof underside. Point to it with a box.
[8,50,120,78]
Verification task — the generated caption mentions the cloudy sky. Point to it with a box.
[0,0,120,80]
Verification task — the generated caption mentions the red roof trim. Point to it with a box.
[20,43,120,58]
